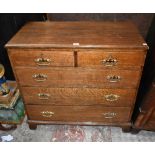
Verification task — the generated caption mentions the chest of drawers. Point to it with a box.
[5,21,148,131]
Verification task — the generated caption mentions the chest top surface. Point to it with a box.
[6,21,147,49]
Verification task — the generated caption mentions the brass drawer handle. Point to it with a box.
[41,111,54,117]
[32,74,47,82]
[101,56,117,67]
[34,58,51,66]
[103,112,117,119]
[38,93,50,100]
[107,75,121,83]
[104,94,120,102]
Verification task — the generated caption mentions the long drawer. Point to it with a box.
[78,50,145,68]
[26,105,131,123]
[22,87,136,107]
[15,68,141,88]
[9,49,74,67]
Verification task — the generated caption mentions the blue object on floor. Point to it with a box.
[0,97,25,124]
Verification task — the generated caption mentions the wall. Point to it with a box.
[47,13,154,38]
[0,13,46,80]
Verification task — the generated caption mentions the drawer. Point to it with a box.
[9,49,74,67]
[78,50,145,68]
[22,87,136,107]
[26,105,131,123]
[15,68,141,88]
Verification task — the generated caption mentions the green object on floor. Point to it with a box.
[0,98,25,124]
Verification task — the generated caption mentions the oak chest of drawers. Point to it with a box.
[5,21,148,131]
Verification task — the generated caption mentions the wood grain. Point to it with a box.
[27,119,131,126]
[78,49,146,68]
[5,21,147,49]
[21,87,137,106]
[14,67,141,88]
[26,105,131,123]
[9,49,74,67]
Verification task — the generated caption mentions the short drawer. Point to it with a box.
[78,50,145,68]
[15,68,141,88]
[22,87,136,107]
[9,49,74,67]
[26,105,131,123]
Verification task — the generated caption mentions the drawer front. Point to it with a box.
[9,50,74,67]
[26,105,131,123]
[22,87,136,107]
[15,68,141,88]
[78,50,145,68]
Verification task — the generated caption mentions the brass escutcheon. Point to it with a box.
[101,56,117,67]
[104,94,120,102]
[38,93,50,100]
[41,111,54,117]
[107,75,121,82]
[102,112,117,119]
[34,58,51,66]
[32,74,47,82]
